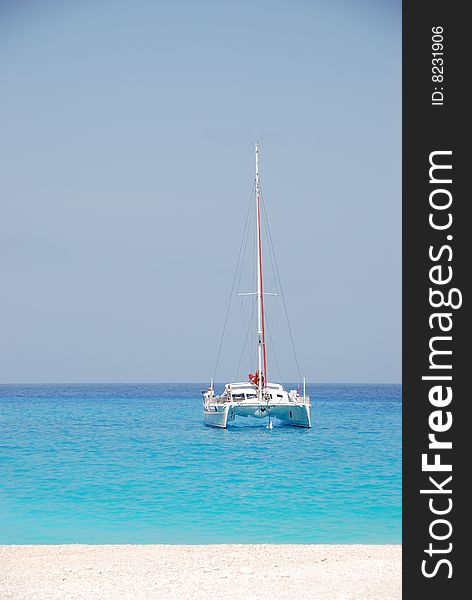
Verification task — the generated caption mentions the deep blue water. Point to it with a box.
[0,383,401,544]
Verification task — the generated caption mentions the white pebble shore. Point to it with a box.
[0,544,401,600]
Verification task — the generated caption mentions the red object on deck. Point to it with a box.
[249,373,259,385]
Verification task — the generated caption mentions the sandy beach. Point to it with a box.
[0,544,401,600]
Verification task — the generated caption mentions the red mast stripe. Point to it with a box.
[257,190,267,385]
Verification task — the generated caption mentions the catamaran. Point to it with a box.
[203,143,311,429]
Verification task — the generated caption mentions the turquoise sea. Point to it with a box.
[0,383,401,544]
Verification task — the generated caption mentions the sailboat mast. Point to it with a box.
[255,142,267,398]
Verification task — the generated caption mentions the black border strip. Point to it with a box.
[403,2,467,597]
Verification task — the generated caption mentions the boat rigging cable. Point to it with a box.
[212,166,302,387]
[260,185,302,384]
[265,311,283,382]
[236,192,256,364]
[212,181,255,383]
[233,297,257,381]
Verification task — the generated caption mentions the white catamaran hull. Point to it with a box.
[204,404,310,428]
[203,403,231,428]
[204,393,311,429]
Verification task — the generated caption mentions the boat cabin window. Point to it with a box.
[246,393,257,399]
[277,394,283,398]
[232,393,245,400]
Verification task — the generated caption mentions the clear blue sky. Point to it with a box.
[0,0,400,383]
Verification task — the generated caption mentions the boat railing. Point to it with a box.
[204,394,229,405]
[298,395,311,405]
